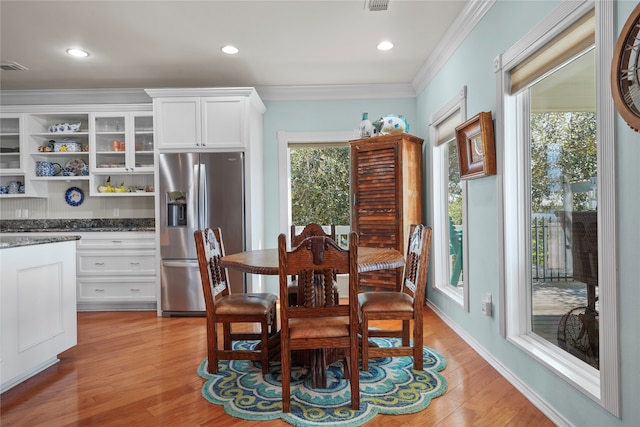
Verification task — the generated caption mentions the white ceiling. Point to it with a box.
[0,0,470,93]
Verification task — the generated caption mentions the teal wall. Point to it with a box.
[262,97,417,244]
[416,0,639,425]
[261,1,640,425]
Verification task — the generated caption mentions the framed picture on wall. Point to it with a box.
[455,111,496,179]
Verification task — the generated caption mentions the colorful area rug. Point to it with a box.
[198,338,447,426]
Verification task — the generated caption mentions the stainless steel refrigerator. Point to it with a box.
[159,152,245,316]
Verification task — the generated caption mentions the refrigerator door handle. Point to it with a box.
[199,162,207,229]
[162,260,199,268]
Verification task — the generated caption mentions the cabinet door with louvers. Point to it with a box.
[350,133,424,291]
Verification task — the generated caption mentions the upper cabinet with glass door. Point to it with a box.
[0,114,21,172]
[0,114,25,197]
[91,112,154,173]
[90,112,154,196]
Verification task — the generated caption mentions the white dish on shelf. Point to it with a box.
[65,158,87,174]
[53,141,81,152]
[49,123,81,133]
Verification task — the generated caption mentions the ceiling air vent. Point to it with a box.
[367,0,389,11]
[0,62,28,71]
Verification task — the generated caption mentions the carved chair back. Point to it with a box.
[290,223,337,248]
[196,228,231,312]
[401,224,430,308]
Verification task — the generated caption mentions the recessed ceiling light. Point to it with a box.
[221,45,239,55]
[377,41,394,51]
[66,48,89,57]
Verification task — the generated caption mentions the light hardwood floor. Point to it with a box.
[0,307,554,426]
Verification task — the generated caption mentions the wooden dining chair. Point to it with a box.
[358,224,432,371]
[288,223,338,306]
[278,232,360,412]
[194,227,278,374]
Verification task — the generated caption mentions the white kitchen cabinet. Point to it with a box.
[24,112,90,195]
[0,104,154,201]
[152,97,200,149]
[90,112,154,197]
[152,96,244,150]
[0,239,77,393]
[0,113,28,197]
[77,277,156,300]
[201,97,245,148]
[3,111,92,198]
[147,88,263,151]
[75,232,157,311]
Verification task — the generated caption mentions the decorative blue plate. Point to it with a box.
[65,187,84,206]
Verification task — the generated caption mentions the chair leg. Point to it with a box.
[402,320,410,346]
[260,319,269,374]
[281,341,291,412]
[342,355,351,380]
[223,323,232,350]
[413,317,424,371]
[207,318,219,374]
[271,306,278,335]
[350,336,360,410]
[361,314,370,371]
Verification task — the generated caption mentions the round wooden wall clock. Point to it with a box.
[611,3,640,132]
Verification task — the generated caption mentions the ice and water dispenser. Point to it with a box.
[167,191,187,227]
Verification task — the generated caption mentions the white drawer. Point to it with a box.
[77,252,156,275]
[76,232,155,250]
[78,277,156,301]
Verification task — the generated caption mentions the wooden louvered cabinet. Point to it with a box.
[350,133,424,291]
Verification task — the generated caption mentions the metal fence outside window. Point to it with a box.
[531,214,573,282]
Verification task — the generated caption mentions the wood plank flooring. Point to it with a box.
[0,307,554,426]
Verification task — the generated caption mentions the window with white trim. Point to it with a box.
[430,87,468,310]
[496,2,619,415]
[277,131,354,236]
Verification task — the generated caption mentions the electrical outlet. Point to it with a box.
[113,208,120,217]
[22,208,28,218]
[482,293,492,316]
[15,208,21,218]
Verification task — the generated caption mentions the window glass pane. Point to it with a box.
[289,145,350,230]
[528,49,599,369]
[447,140,463,287]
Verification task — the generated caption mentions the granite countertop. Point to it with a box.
[0,235,81,249]
[0,218,155,233]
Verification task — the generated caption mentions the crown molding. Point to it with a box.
[255,83,416,101]
[145,87,265,112]
[412,0,496,94]
[0,88,151,106]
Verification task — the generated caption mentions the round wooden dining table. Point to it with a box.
[219,245,405,389]
[219,246,405,275]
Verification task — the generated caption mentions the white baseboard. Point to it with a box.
[426,301,573,427]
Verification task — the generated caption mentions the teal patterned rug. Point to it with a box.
[198,338,447,426]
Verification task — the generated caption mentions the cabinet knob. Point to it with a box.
[94,262,105,265]
[130,288,141,293]
[94,289,105,292]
